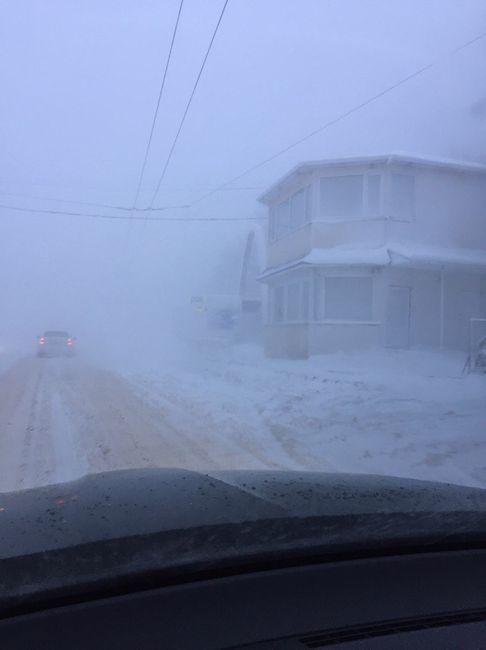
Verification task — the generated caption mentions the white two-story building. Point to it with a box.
[259,154,486,358]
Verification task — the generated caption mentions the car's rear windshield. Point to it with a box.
[44,331,69,338]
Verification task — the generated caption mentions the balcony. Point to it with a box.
[268,218,388,267]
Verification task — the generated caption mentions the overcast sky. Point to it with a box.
[0,0,485,350]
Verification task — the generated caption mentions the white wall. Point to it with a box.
[308,322,380,354]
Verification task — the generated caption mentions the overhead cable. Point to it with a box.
[190,28,486,206]
[0,202,262,221]
[0,190,188,212]
[148,0,230,208]
[130,0,185,214]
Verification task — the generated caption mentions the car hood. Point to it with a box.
[0,468,485,613]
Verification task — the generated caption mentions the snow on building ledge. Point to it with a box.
[257,244,486,280]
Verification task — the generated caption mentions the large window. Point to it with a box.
[319,174,382,220]
[301,280,310,320]
[287,283,300,320]
[273,286,285,322]
[269,185,312,240]
[290,189,305,230]
[367,174,381,214]
[269,208,276,240]
[271,275,373,323]
[275,199,290,237]
[324,277,373,321]
[320,175,363,218]
[391,173,414,220]
[270,279,311,322]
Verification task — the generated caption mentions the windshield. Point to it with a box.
[0,0,485,498]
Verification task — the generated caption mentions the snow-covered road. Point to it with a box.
[0,356,305,493]
[0,347,484,493]
[0,357,214,492]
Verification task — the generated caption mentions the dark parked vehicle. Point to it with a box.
[37,331,75,358]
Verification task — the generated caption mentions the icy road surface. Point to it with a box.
[0,347,485,492]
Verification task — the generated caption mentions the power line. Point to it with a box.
[5,24,483,224]
[0,190,189,212]
[148,0,229,208]
[130,0,185,215]
[0,202,263,221]
[190,27,486,207]
[0,186,260,212]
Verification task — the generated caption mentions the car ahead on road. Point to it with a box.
[37,331,75,358]
[0,469,485,649]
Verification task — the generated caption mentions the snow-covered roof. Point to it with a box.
[259,153,486,204]
[258,244,486,280]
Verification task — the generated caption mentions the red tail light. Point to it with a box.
[39,337,45,345]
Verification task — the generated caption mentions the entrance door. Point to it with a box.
[386,286,411,348]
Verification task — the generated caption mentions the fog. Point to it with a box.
[1,0,486,496]
[0,0,485,359]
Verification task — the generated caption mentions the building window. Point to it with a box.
[305,184,313,220]
[290,189,305,230]
[319,174,381,220]
[273,286,285,322]
[269,185,312,241]
[272,276,373,323]
[320,175,363,218]
[269,207,276,240]
[301,280,310,320]
[367,174,381,214]
[275,199,290,237]
[270,278,313,323]
[287,283,300,320]
[391,173,414,220]
[324,276,373,321]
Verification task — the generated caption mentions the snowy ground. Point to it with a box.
[0,345,484,492]
[120,344,486,489]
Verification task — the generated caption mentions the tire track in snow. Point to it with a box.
[54,362,223,474]
[47,372,89,485]
[0,358,50,491]
[17,363,44,489]
[124,373,310,471]
[0,358,90,491]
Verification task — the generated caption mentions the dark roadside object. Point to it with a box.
[475,336,486,372]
